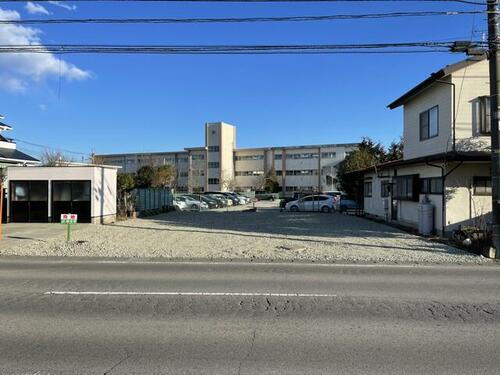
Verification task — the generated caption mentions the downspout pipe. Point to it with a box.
[426,160,463,237]
[434,79,456,153]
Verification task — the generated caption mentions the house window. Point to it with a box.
[420,177,443,194]
[473,176,492,196]
[420,106,439,141]
[381,181,391,197]
[393,175,419,201]
[208,162,219,168]
[208,146,219,152]
[478,96,491,135]
[364,181,372,197]
[208,178,219,185]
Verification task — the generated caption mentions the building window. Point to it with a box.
[208,146,220,152]
[285,186,298,192]
[287,153,319,159]
[381,181,391,197]
[420,106,439,141]
[274,154,283,160]
[364,181,372,197]
[477,96,491,135]
[276,170,283,176]
[393,175,419,201]
[285,169,318,176]
[179,172,189,178]
[321,152,336,159]
[235,154,264,161]
[208,178,219,185]
[420,177,443,194]
[473,176,492,196]
[192,154,205,160]
[178,157,188,163]
[235,171,264,176]
[208,162,219,168]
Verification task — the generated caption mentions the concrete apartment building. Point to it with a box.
[353,56,492,236]
[98,122,358,194]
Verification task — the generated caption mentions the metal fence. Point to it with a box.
[134,188,173,212]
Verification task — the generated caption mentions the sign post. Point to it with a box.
[60,214,78,243]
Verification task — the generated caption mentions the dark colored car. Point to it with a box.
[205,191,240,205]
[184,194,218,209]
[337,195,359,213]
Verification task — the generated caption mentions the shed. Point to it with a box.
[5,165,118,224]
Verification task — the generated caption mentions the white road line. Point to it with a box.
[44,291,337,297]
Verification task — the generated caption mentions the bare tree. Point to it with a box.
[40,149,71,166]
[220,170,236,191]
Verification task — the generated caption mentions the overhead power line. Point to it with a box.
[0,0,487,4]
[0,11,483,25]
[0,41,486,54]
[12,138,91,156]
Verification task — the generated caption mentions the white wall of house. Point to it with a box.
[445,162,491,231]
[6,166,117,224]
[451,60,491,151]
[363,162,492,235]
[403,81,452,160]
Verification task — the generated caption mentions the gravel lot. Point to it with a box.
[1,202,490,264]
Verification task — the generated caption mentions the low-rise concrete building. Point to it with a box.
[98,122,358,195]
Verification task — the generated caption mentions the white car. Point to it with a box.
[177,196,209,211]
[173,199,188,211]
[285,194,335,213]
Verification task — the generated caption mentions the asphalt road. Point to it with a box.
[0,259,499,374]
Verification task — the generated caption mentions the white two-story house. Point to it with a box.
[355,56,492,236]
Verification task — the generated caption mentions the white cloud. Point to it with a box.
[48,1,77,11]
[25,2,50,15]
[1,76,27,93]
[0,7,90,93]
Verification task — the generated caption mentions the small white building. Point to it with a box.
[5,166,118,224]
[353,56,492,236]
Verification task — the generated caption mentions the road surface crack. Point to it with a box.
[237,329,257,375]
[103,352,131,375]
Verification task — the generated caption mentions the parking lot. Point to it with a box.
[0,200,490,264]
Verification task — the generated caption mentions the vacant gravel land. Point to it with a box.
[1,203,490,264]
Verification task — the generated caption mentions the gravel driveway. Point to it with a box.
[0,203,490,264]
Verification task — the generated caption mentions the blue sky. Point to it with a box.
[0,1,486,160]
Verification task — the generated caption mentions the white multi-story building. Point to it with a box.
[98,122,358,194]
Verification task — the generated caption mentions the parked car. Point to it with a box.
[183,194,219,209]
[204,193,233,206]
[173,197,188,211]
[176,196,209,211]
[285,194,335,213]
[228,192,250,204]
[205,191,239,205]
[334,195,359,213]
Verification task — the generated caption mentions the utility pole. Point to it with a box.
[487,0,500,258]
